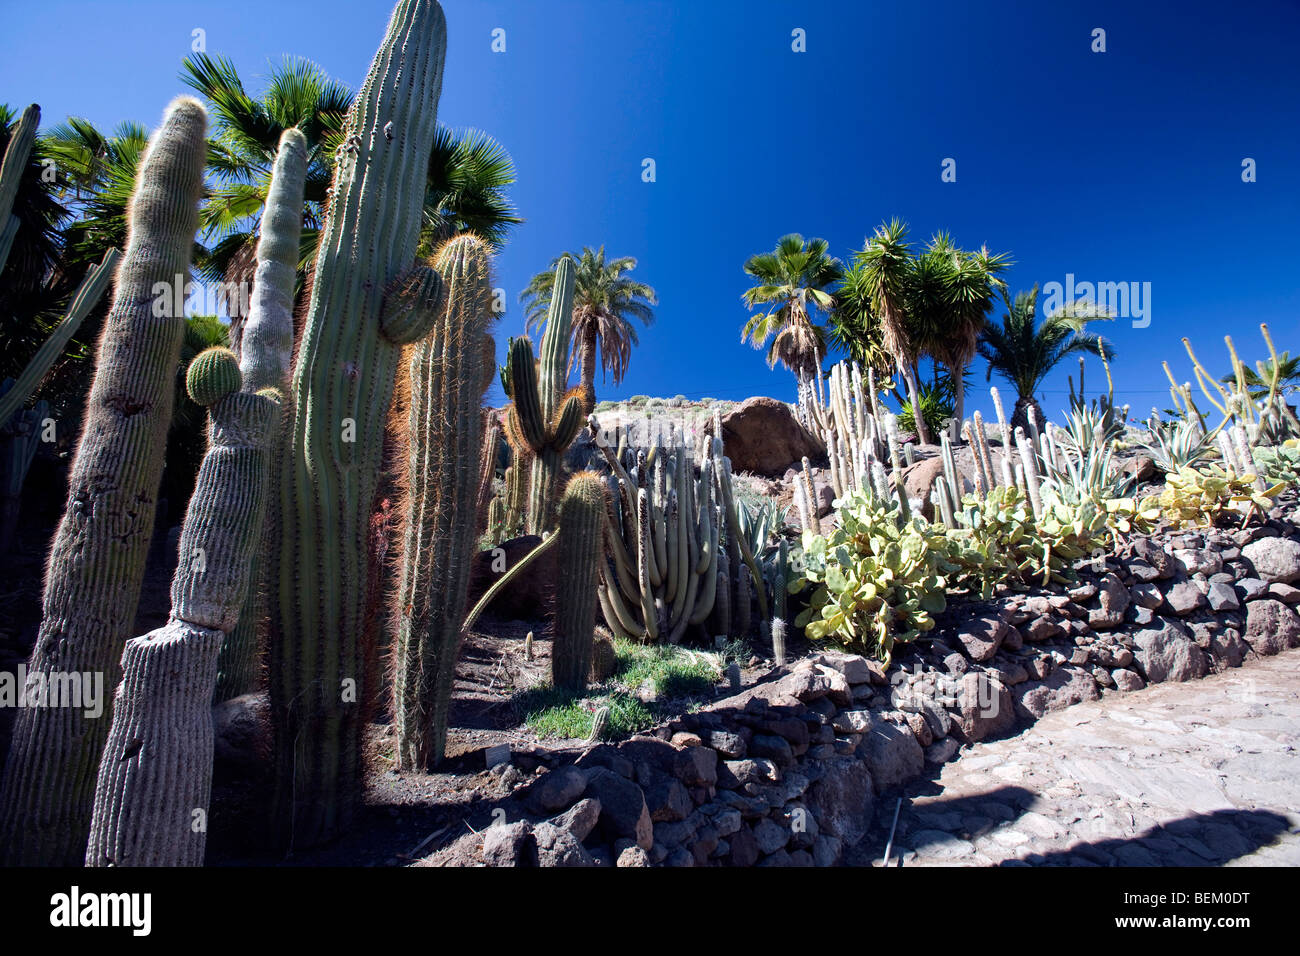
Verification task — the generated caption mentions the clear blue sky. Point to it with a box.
[3,0,1298,417]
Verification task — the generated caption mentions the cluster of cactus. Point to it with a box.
[0,97,209,867]
[1254,440,1300,486]
[587,414,768,646]
[1145,464,1283,529]
[501,255,585,536]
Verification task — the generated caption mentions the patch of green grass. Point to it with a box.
[613,641,720,700]
[519,687,656,741]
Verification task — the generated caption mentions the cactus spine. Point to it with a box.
[216,128,308,704]
[392,234,495,769]
[0,97,208,866]
[267,0,448,847]
[551,472,607,691]
[505,255,583,536]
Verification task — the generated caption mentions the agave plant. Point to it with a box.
[1142,416,1217,474]
[1039,411,1134,504]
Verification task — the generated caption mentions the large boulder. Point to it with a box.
[1133,619,1209,683]
[1243,598,1300,656]
[948,671,1017,742]
[807,758,875,846]
[1012,666,1100,720]
[901,456,970,520]
[713,397,824,477]
[466,534,556,621]
[1242,537,1300,585]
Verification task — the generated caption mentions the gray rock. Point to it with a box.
[1207,581,1240,611]
[1013,665,1101,719]
[813,650,874,684]
[925,737,961,764]
[482,821,536,866]
[856,718,924,791]
[706,730,747,758]
[748,733,794,767]
[1133,620,1209,682]
[533,822,597,867]
[549,797,602,842]
[584,767,654,850]
[1242,537,1300,584]
[1130,538,1175,579]
[1130,582,1164,609]
[527,764,588,813]
[752,817,790,855]
[1088,573,1130,629]
[954,614,1007,662]
[1236,577,1271,601]
[1174,548,1223,577]
[1112,669,1145,692]
[616,846,651,867]
[1164,579,1207,615]
[1243,598,1300,656]
[1021,616,1065,643]
[808,758,875,845]
[1269,582,1300,605]
[948,671,1016,743]
[717,758,780,788]
[812,834,843,866]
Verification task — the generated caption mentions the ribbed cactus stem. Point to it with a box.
[771,617,787,666]
[941,432,961,508]
[1015,426,1044,520]
[551,472,607,691]
[0,104,39,275]
[0,97,207,867]
[87,389,279,866]
[393,234,496,770]
[971,412,996,492]
[934,476,955,530]
[635,488,660,641]
[268,0,448,847]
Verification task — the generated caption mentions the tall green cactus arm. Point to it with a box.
[0,247,121,428]
[393,234,496,770]
[218,128,309,703]
[87,388,279,866]
[552,472,607,691]
[0,96,208,867]
[238,127,308,393]
[0,103,39,275]
[267,0,449,849]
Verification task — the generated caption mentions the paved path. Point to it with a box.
[849,650,1300,866]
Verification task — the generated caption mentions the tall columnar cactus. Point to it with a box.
[551,472,607,691]
[0,97,208,867]
[216,128,308,703]
[0,103,39,274]
[267,0,449,848]
[504,255,584,535]
[86,362,281,866]
[392,234,495,770]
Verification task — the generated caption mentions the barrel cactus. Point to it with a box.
[186,347,243,406]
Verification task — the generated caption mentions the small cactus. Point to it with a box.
[588,628,617,683]
[551,472,607,691]
[186,347,242,406]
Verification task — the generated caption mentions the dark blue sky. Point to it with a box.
[4,0,1297,415]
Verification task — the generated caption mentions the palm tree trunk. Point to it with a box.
[579,326,598,412]
[899,358,931,444]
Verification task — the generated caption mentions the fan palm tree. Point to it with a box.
[911,233,1010,424]
[520,247,657,410]
[1221,351,1300,400]
[181,53,521,344]
[977,285,1114,432]
[740,234,844,393]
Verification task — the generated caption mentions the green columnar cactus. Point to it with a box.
[267,0,448,848]
[0,97,208,867]
[217,128,308,704]
[0,104,39,274]
[0,248,121,428]
[551,472,607,691]
[392,234,495,770]
[87,388,279,866]
[476,415,501,527]
[0,388,48,551]
[504,256,583,536]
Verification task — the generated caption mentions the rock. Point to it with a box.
[1021,616,1065,642]
[705,730,747,758]
[812,834,843,867]
[616,846,651,867]
[1133,620,1209,683]
[831,709,874,734]
[1241,537,1300,584]
[1129,583,1163,609]
[1210,629,1249,667]
[715,396,824,477]
[752,818,790,855]
[808,759,875,845]
[901,457,968,521]
[717,758,780,788]
[748,733,794,768]
[1088,573,1130,630]
[1236,577,1270,601]
[1163,579,1207,615]
[549,798,603,842]
[856,718,924,791]
[925,737,961,764]
[527,764,588,813]
[642,776,693,823]
[1174,548,1223,577]
[901,710,932,748]
[466,534,556,620]
[533,822,597,867]
[813,650,874,684]
[778,664,852,706]
[212,692,271,777]
[1130,538,1176,579]
[948,672,1016,743]
[1207,581,1240,612]
[1243,599,1300,656]
[1013,666,1101,719]
[1111,669,1146,692]
[583,768,654,850]
[954,614,1007,662]
[727,826,760,866]
[1269,582,1300,605]
[482,821,536,867]
[1124,455,1155,483]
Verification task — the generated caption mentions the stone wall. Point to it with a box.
[426,505,1300,867]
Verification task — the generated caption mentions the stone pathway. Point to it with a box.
[848,650,1300,866]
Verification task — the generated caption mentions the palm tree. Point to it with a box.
[1221,351,1300,400]
[851,220,932,442]
[911,233,1010,424]
[828,258,893,377]
[520,247,656,410]
[740,234,844,395]
[181,53,521,343]
[977,285,1114,432]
